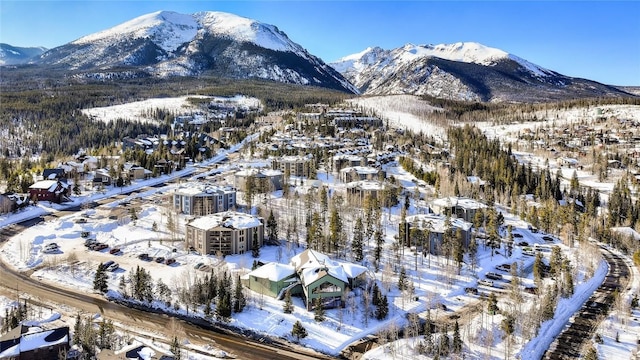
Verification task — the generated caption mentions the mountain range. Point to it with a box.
[0,43,47,65]
[1,10,633,101]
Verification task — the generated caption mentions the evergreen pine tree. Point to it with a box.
[216,292,232,321]
[375,294,389,320]
[438,325,450,357]
[233,275,246,313]
[314,298,325,322]
[374,230,383,271]
[487,292,499,315]
[452,320,462,353]
[73,313,82,346]
[93,263,108,293]
[291,320,308,341]
[283,290,294,314]
[352,217,364,262]
[398,266,407,291]
[267,209,278,242]
[252,230,260,258]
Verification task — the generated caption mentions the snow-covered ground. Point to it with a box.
[81,95,261,125]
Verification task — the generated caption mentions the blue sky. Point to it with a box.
[1,1,639,85]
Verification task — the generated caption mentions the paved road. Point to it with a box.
[543,246,631,359]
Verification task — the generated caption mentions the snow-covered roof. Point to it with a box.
[188,211,262,231]
[235,168,282,177]
[611,227,640,241]
[406,213,473,233]
[0,326,69,357]
[346,180,385,191]
[290,249,366,286]
[301,264,348,285]
[174,182,235,196]
[246,262,296,282]
[431,196,486,210]
[340,166,379,175]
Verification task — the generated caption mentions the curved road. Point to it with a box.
[543,246,631,359]
[0,222,332,360]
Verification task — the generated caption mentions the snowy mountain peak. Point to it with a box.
[73,11,198,53]
[36,10,356,93]
[194,11,304,54]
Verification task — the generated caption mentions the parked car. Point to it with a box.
[518,241,529,247]
[486,272,503,280]
[109,248,121,255]
[542,235,554,242]
[155,257,165,264]
[479,279,494,287]
[84,239,97,247]
[512,233,523,238]
[102,260,114,269]
[106,262,119,272]
[93,243,108,251]
[194,262,204,270]
[75,218,87,224]
[43,243,59,253]
[138,253,151,261]
[165,258,176,265]
[523,250,535,256]
[496,264,511,272]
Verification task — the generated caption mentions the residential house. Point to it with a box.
[290,249,367,310]
[41,168,66,181]
[234,168,282,193]
[122,163,152,181]
[185,211,264,256]
[96,340,174,360]
[430,196,487,223]
[0,325,69,360]
[339,166,381,183]
[242,263,299,299]
[172,183,236,216]
[332,154,365,172]
[404,213,473,254]
[345,180,386,205]
[28,180,70,203]
[92,169,114,187]
[0,193,29,214]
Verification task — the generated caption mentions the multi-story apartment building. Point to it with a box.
[173,183,236,216]
[272,155,313,178]
[185,211,264,256]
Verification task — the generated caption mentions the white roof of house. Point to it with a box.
[346,180,385,191]
[174,183,235,196]
[290,249,367,286]
[235,168,282,177]
[188,211,262,231]
[247,262,296,282]
[406,213,473,233]
[340,166,379,175]
[431,196,486,210]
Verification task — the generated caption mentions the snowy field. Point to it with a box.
[81,95,261,125]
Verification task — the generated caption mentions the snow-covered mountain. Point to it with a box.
[330,42,628,102]
[35,11,357,93]
[0,44,47,65]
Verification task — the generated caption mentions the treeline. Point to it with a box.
[420,94,640,122]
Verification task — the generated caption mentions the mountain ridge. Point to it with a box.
[329,42,631,102]
[31,10,358,93]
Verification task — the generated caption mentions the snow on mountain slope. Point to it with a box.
[194,12,305,55]
[73,11,198,53]
[36,10,357,93]
[330,41,629,102]
[0,43,47,65]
